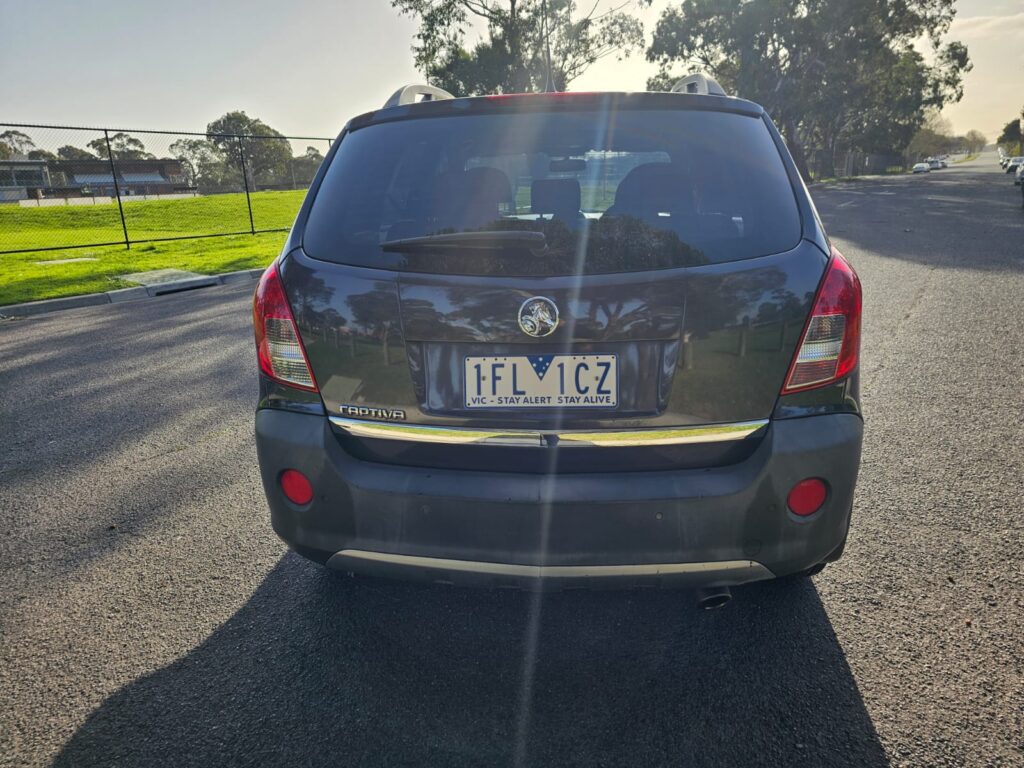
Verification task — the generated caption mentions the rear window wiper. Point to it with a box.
[381,230,547,253]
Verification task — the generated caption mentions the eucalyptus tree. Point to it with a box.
[392,0,644,94]
[646,0,971,179]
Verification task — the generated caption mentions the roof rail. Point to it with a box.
[670,73,728,97]
[383,84,455,109]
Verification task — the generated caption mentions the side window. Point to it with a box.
[382,144,436,222]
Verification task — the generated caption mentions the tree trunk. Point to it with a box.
[783,120,812,183]
[506,0,528,92]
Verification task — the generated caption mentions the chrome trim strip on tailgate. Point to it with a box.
[328,549,774,580]
[328,416,768,447]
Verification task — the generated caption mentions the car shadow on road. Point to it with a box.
[52,554,888,768]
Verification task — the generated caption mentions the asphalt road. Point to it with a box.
[1,153,1022,768]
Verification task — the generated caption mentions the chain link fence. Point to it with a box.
[0,123,333,255]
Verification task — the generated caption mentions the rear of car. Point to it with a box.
[253,91,863,592]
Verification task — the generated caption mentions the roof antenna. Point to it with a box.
[542,0,555,92]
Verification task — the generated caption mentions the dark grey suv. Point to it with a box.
[253,79,863,605]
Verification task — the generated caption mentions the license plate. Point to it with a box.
[464,354,618,409]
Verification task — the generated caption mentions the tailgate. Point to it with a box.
[282,241,825,429]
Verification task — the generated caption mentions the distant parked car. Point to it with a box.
[928,159,942,170]
[912,162,930,174]
[1005,157,1023,174]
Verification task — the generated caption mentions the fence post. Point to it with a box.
[104,129,130,250]
[237,135,256,235]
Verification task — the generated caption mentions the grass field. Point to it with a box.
[0,190,305,307]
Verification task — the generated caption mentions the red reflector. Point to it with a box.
[280,469,314,506]
[787,478,828,516]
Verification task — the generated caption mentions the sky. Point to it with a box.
[1,0,1021,144]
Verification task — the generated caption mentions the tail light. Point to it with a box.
[782,248,862,393]
[253,263,318,392]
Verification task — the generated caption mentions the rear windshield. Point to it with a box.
[303,107,801,275]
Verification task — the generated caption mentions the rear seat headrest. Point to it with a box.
[530,178,581,218]
[609,163,692,216]
[433,167,513,228]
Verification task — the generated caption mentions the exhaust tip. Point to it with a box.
[695,585,732,610]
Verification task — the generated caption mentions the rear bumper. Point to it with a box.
[255,410,862,588]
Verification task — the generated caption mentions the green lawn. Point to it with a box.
[513,183,617,213]
[0,190,305,306]
[0,233,287,307]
